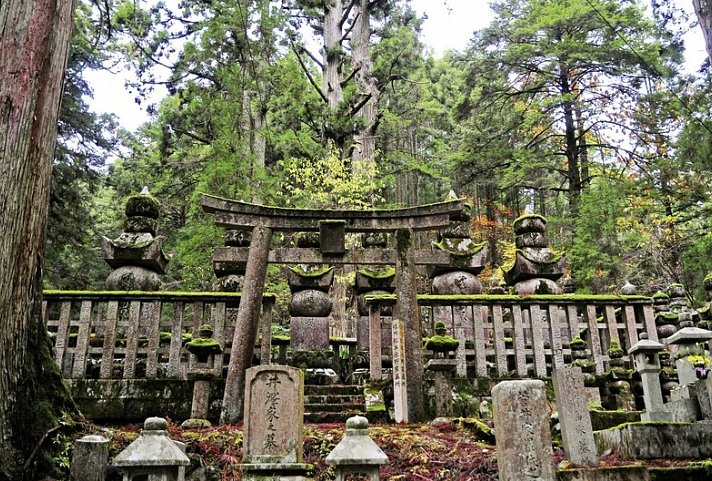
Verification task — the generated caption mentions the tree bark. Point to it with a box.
[559,66,581,214]
[0,1,78,479]
[693,0,712,64]
[322,0,344,111]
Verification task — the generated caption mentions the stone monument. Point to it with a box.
[552,366,597,466]
[101,187,169,290]
[492,380,555,481]
[504,214,565,295]
[288,265,333,350]
[242,365,310,481]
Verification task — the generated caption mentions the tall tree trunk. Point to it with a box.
[0,2,78,480]
[693,0,712,64]
[323,0,344,111]
[559,66,581,214]
[351,0,379,168]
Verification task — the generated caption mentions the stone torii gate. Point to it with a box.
[201,194,471,423]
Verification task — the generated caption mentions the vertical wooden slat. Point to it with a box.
[71,300,93,378]
[123,301,142,378]
[512,305,527,377]
[548,305,564,371]
[642,304,658,342]
[566,305,580,341]
[473,305,488,377]
[530,305,547,377]
[192,302,205,335]
[167,302,184,379]
[585,305,604,375]
[259,299,273,365]
[369,304,382,381]
[54,301,72,369]
[144,301,161,378]
[604,305,620,346]
[453,305,468,378]
[212,302,227,374]
[492,305,508,376]
[100,301,119,379]
[623,305,638,351]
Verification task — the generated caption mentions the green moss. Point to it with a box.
[607,340,624,356]
[366,402,386,412]
[606,367,634,378]
[589,409,643,431]
[357,267,396,279]
[652,291,670,300]
[656,312,679,322]
[289,265,333,277]
[424,335,459,352]
[185,337,222,354]
[569,336,586,349]
[513,213,547,224]
[125,194,160,218]
[515,248,563,265]
[432,238,487,256]
[319,219,346,225]
[43,290,277,301]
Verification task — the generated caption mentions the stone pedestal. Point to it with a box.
[492,380,555,481]
[552,367,597,466]
[70,435,109,481]
[241,365,310,481]
[290,317,330,350]
[426,359,457,418]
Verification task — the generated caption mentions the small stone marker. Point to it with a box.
[243,365,304,464]
[70,435,109,481]
[492,380,555,481]
[391,319,409,423]
[326,415,388,481]
[552,366,598,465]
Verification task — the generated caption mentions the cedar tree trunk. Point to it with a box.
[0,1,78,480]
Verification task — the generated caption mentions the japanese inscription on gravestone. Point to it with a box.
[243,365,304,464]
[391,318,408,424]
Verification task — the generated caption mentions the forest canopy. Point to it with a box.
[50,0,712,302]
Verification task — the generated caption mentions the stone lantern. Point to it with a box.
[628,333,669,421]
[326,416,388,481]
[667,327,712,386]
[181,324,222,428]
[112,417,190,481]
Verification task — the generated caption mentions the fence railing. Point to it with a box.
[366,294,657,378]
[44,291,275,380]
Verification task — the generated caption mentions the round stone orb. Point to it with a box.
[513,278,561,295]
[106,266,161,291]
[432,271,482,295]
[290,289,332,317]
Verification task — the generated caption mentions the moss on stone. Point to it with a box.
[589,409,643,431]
[289,265,333,277]
[357,267,396,279]
[185,337,222,354]
[432,238,487,256]
[652,291,670,300]
[125,194,160,218]
[513,213,547,224]
[424,335,460,352]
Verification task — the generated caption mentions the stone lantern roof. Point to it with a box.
[628,333,664,355]
[326,416,388,466]
[112,417,189,468]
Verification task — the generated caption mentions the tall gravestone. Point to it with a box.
[492,380,555,481]
[552,366,597,465]
[391,319,409,423]
[242,365,310,481]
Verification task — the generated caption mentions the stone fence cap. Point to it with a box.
[325,416,388,466]
[112,417,189,468]
[667,327,712,345]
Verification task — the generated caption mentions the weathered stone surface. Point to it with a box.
[552,367,597,466]
[391,319,409,424]
[213,274,243,292]
[101,235,169,274]
[289,289,332,317]
[290,317,330,350]
[594,422,712,458]
[106,265,161,291]
[356,315,392,356]
[325,415,388,467]
[243,365,304,464]
[557,466,650,481]
[426,359,456,418]
[431,271,482,295]
[319,220,346,254]
[515,231,547,248]
[112,417,189,476]
[513,215,546,235]
[70,435,109,481]
[286,267,334,293]
[513,278,562,295]
[492,380,555,481]
[124,216,157,235]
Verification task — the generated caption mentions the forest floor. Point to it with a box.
[69,417,710,481]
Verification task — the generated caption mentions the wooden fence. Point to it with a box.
[367,294,657,378]
[44,291,275,380]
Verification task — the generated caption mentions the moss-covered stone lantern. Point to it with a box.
[325,416,388,481]
[629,333,670,421]
[112,417,190,481]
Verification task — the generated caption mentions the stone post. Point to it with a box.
[369,304,382,381]
[221,225,272,424]
[426,359,457,417]
[70,435,109,481]
[552,366,597,466]
[394,228,425,422]
[629,334,670,422]
[492,380,555,481]
[391,319,409,423]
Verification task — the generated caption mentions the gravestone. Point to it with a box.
[242,365,310,481]
[70,435,109,481]
[492,380,555,481]
[552,366,597,465]
[391,319,409,423]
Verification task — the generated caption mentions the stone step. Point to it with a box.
[304,384,362,396]
[305,402,364,413]
[304,394,363,405]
